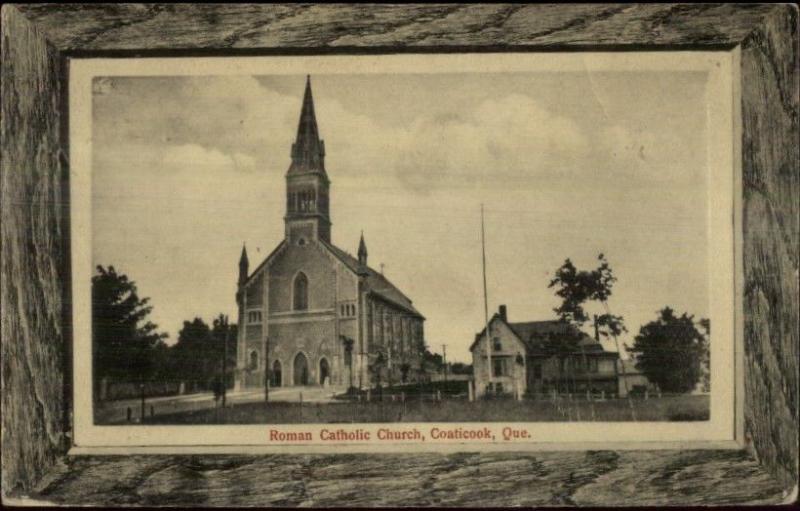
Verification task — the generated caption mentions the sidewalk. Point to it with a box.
[95,385,347,424]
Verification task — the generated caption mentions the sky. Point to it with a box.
[92,68,711,362]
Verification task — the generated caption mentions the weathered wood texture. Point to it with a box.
[10,3,789,50]
[1,2,797,505]
[1,4,69,498]
[28,452,787,507]
[740,6,799,492]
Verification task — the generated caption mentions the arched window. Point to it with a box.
[293,272,308,310]
[249,350,259,370]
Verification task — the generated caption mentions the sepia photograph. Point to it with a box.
[69,52,737,449]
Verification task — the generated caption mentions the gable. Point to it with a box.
[470,315,525,354]
[242,240,287,286]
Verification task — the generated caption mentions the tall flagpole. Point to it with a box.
[481,204,493,393]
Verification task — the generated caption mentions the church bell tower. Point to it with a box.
[285,76,331,244]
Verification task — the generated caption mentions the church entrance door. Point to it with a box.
[319,358,330,386]
[293,353,309,386]
[271,360,282,387]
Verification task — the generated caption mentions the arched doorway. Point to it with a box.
[293,352,309,386]
[271,360,282,388]
[319,358,330,386]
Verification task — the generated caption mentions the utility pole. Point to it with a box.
[222,315,229,408]
[442,344,448,383]
[481,204,493,394]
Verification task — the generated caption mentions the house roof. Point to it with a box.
[470,315,611,355]
[509,320,603,352]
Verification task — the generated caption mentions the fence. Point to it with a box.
[98,377,235,402]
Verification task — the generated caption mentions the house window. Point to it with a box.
[492,337,502,352]
[588,358,598,373]
[247,311,262,324]
[293,272,308,310]
[492,358,507,377]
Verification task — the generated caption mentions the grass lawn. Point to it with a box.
[144,394,709,425]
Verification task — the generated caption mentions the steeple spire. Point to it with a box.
[238,243,249,285]
[358,231,368,266]
[288,75,326,176]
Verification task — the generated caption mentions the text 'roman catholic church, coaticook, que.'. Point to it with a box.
[235,77,427,391]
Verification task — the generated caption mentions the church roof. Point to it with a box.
[287,76,327,177]
[322,241,424,319]
[240,240,287,286]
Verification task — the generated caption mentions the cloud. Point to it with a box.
[162,144,238,171]
[315,91,589,194]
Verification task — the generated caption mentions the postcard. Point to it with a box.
[68,52,740,452]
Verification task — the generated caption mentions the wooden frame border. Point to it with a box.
[1,4,797,506]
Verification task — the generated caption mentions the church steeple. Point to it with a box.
[358,231,368,266]
[285,76,331,244]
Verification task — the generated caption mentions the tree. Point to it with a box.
[698,318,710,392]
[423,349,443,372]
[92,265,167,389]
[450,362,473,375]
[547,254,627,392]
[628,307,709,394]
[211,315,238,389]
[548,254,627,337]
[167,315,238,393]
[172,317,212,387]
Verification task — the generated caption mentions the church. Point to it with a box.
[234,77,427,391]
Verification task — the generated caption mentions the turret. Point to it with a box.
[238,244,249,286]
[358,231,368,267]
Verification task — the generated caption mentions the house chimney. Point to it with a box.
[499,305,507,322]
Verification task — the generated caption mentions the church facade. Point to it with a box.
[235,77,426,391]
